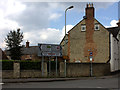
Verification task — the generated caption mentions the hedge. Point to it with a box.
[20,61,41,70]
[1,60,14,70]
[1,60,59,70]
[1,60,41,70]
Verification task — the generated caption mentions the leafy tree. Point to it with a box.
[5,28,23,60]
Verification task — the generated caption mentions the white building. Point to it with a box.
[107,20,120,72]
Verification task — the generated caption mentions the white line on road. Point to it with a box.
[0,83,4,85]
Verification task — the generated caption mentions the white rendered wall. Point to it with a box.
[110,34,119,72]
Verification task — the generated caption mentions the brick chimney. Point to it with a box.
[84,3,97,61]
[85,3,95,43]
[117,19,120,27]
[26,40,29,48]
[85,3,94,19]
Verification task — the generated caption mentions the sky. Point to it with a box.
[0,0,119,50]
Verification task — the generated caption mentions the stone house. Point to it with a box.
[60,4,110,63]
[107,20,120,72]
[21,41,40,60]
[21,41,63,62]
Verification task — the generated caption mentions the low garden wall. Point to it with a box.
[1,60,110,78]
[66,63,110,77]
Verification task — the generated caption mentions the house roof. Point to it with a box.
[107,27,120,41]
[68,19,85,33]
[68,18,107,34]
[5,46,39,56]
[107,27,120,37]
[60,34,68,45]
[21,46,39,55]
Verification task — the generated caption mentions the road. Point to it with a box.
[2,77,119,89]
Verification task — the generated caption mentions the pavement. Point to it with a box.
[2,74,119,83]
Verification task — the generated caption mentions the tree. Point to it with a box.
[5,28,23,60]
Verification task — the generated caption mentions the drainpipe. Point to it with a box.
[107,33,111,63]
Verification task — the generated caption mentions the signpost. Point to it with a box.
[38,44,62,57]
[88,50,93,77]
[56,56,58,77]
[90,56,93,77]
[64,59,66,77]
[38,44,62,77]
[49,57,51,76]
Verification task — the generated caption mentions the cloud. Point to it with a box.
[0,1,117,50]
[110,20,118,27]
[105,20,118,28]
[49,13,62,20]
[23,28,61,45]
[61,25,74,36]
[23,24,74,46]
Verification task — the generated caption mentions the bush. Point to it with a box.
[20,61,41,70]
[1,60,41,70]
[1,60,14,70]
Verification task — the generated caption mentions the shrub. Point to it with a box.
[1,60,14,70]
[20,61,41,70]
[1,60,41,70]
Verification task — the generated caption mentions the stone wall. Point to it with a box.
[2,62,110,78]
[2,70,14,79]
[66,63,110,77]
[21,70,42,78]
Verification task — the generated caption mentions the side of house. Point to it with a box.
[107,20,120,72]
[61,4,109,63]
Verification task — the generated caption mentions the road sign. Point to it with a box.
[38,44,62,56]
[89,52,93,56]
[89,56,93,61]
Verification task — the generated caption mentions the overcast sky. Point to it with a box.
[0,0,119,50]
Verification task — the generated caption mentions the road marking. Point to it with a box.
[97,87,102,88]
[0,83,4,85]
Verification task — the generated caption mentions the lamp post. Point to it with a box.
[64,6,74,77]
[65,6,74,36]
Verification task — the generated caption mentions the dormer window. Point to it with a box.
[81,24,86,31]
[95,24,99,30]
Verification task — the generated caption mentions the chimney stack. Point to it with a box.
[85,3,94,19]
[117,19,120,27]
[26,40,29,48]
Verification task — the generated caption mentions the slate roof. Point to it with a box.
[5,46,39,56]
[21,46,39,55]
[107,27,120,41]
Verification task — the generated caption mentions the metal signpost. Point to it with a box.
[38,44,62,77]
[42,55,44,77]
[56,56,58,77]
[89,51,93,77]
[90,56,93,77]
[49,57,51,76]
[64,59,66,77]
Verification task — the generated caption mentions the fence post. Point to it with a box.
[14,61,20,78]
[41,62,47,77]
[60,62,65,77]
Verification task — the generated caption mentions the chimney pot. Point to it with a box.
[85,3,94,19]
[26,40,29,48]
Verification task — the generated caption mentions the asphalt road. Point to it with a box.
[2,77,119,89]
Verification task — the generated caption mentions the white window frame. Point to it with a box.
[81,25,86,31]
[94,24,99,31]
